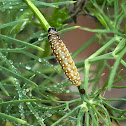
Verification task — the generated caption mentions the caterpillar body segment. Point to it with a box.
[48,27,81,86]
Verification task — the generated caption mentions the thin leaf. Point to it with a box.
[0,19,27,29]
[0,82,9,96]
[0,112,29,125]
[0,65,38,88]
[107,47,126,89]
[0,34,44,51]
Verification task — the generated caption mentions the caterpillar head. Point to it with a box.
[48,27,57,34]
[48,27,59,40]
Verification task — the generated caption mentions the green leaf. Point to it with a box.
[0,82,9,96]
[48,7,70,27]
[0,112,29,125]
[10,10,33,34]
[0,19,27,29]
[0,65,38,88]
[107,47,126,89]
[0,34,44,51]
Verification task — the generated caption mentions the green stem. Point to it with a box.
[23,0,50,31]
[89,37,116,59]
[107,46,126,89]
[88,52,114,63]
[112,85,126,88]
[121,59,126,67]
[0,65,37,88]
[77,107,86,126]
[0,112,29,125]
[103,101,126,112]
[85,112,89,126]
[93,103,112,125]
[0,99,37,105]
[104,98,126,102]
[0,34,44,51]
[110,116,126,121]
[52,105,80,126]
[84,60,90,91]
[90,104,110,126]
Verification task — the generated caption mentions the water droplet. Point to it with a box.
[59,88,63,91]
[38,71,41,74]
[25,66,31,70]
[27,102,30,105]
[47,113,52,117]
[19,94,22,98]
[36,116,39,119]
[3,2,6,5]
[38,58,42,62]
[40,33,44,36]
[29,93,32,97]
[66,90,70,93]
[21,113,25,118]
[9,6,13,9]
[14,78,17,81]
[1,9,5,12]
[41,118,44,122]
[26,88,29,92]
[9,60,13,64]
[20,21,27,31]
[23,89,26,95]
[15,80,19,85]
[20,9,23,11]
[38,37,43,41]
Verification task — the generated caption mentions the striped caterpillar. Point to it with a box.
[48,27,81,86]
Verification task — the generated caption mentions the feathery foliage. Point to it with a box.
[0,0,125,126]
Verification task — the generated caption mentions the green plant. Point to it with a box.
[0,0,126,126]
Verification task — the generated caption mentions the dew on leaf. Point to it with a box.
[3,2,6,5]
[26,88,29,92]
[20,9,23,11]
[20,21,27,31]
[25,66,31,70]
[38,58,42,62]
[27,102,30,105]
[66,90,70,93]
[38,37,43,41]
[9,6,13,9]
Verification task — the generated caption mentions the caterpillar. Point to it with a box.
[48,27,81,86]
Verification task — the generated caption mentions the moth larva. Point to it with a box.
[48,27,81,86]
